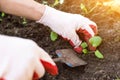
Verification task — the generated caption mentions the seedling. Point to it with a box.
[1,12,5,17]
[89,36,102,47]
[95,50,104,59]
[80,2,102,15]
[22,18,27,25]
[81,36,104,59]
[80,3,88,14]
[88,2,102,13]
[50,31,58,41]
[51,0,64,7]
[82,49,88,54]
[81,42,88,48]
[53,0,59,7]
[0,12,5,22]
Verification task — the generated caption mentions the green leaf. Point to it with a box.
[95,50,104,59]
[82,49,88,54]
[22,21,27,24]
[80,3,88,14]
[89,36,102,47]
[50,31,58,41]
[1,12,5,17]
[81,42,88,49]
[53,0,59,7]
[22,18,27,25]
[88,2,101,13]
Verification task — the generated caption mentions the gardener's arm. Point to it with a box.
[0,0,98,53]
[0,0,45,20]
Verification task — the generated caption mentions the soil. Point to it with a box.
[0,0,120,80]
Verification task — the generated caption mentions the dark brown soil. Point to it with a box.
[0,0,120,80]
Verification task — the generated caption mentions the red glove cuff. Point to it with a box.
[0,78,5,80]
[40,60,58,76]
[74,46,83,54]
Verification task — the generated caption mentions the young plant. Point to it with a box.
[51,0,64,7]
[80,3,88,14]
[80,2,102,15]
[82,49,88,54]
[95,50,104,59]
[81,36,104,59]
[1,12,5,17]
[52,0,59,7]
[22,18,27,25]
[89,36,102,47]
[0,12,5,22]
[50,31,58,41]
[88,2,102,13]
[81,42,88,49]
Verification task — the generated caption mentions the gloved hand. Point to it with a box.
[37,6,97,53]
[0,35,58,80]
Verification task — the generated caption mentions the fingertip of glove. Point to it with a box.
[87,41,97,51]
[89,24,98,35]
[74,46,83,54]
[40,60,58,76]
[0,78,5,80]
[33,72,39,80]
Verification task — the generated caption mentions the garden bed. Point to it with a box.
[0,0,120,80]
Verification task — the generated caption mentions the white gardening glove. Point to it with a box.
[0,35,58,80]
[37,6,98,53]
